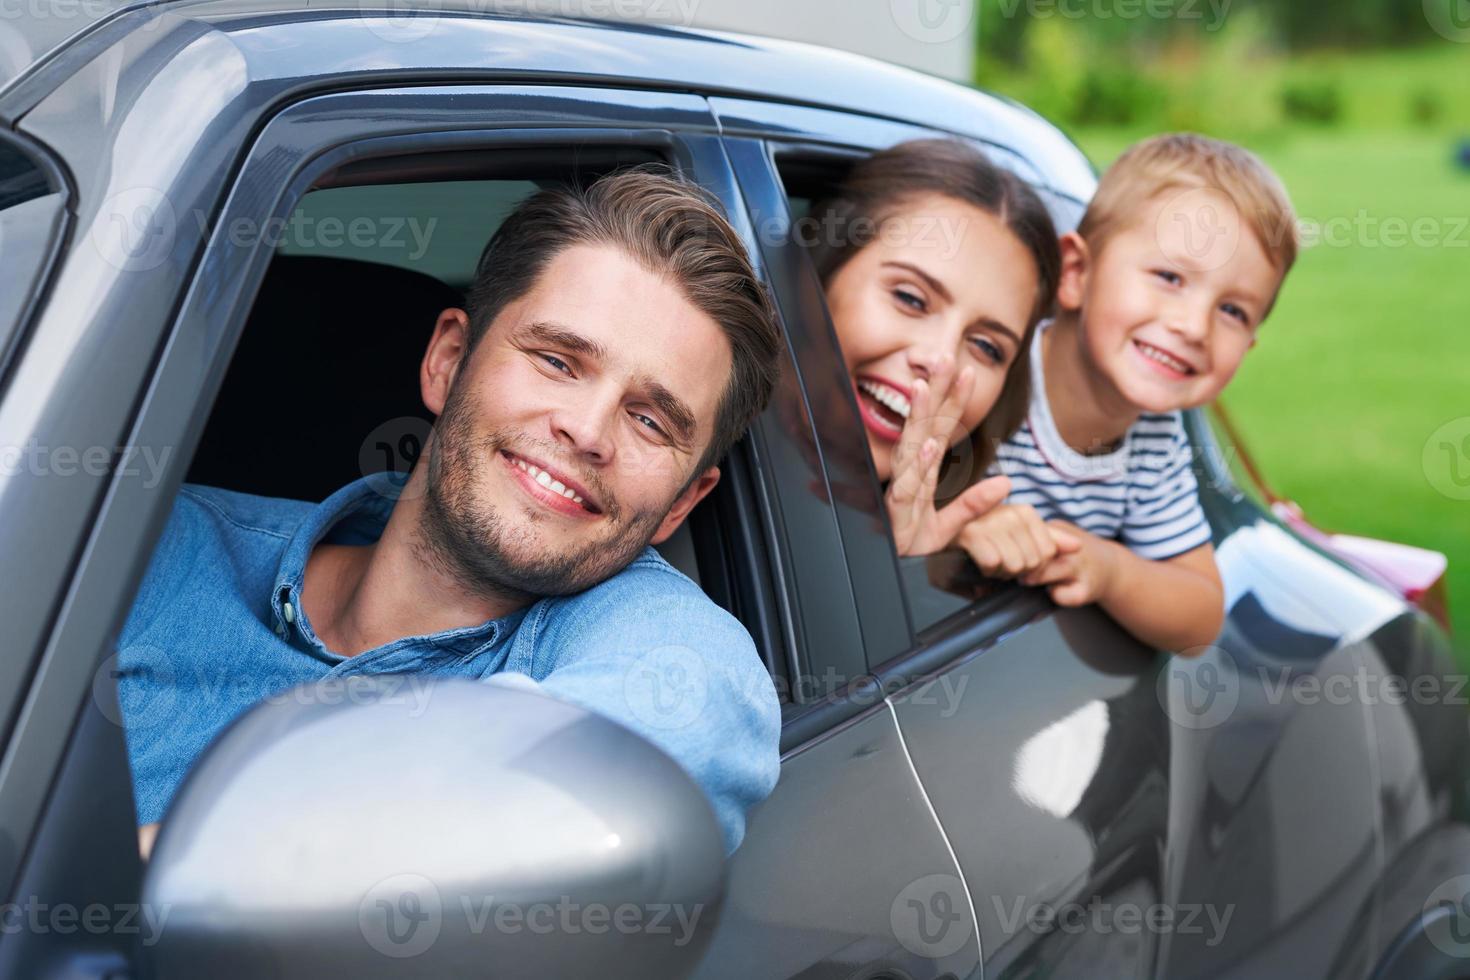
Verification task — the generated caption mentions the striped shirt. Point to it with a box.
[992,322,1213,561]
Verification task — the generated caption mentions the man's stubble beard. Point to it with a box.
[415,375,674,603]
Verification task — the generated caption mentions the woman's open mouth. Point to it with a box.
[855,376,911,442]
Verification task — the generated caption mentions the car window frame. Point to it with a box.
[0,82,806,920]
[715,97,1079,683]
[0,128,70,393]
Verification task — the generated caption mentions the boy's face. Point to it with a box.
[1060,188,1284,414]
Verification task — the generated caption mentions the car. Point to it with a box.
[0,3,1466,978]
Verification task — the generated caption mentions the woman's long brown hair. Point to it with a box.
[807,139,1062,497]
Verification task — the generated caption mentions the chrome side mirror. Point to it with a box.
[141,677,725,978]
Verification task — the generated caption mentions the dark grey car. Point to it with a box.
[1,4,1467,979]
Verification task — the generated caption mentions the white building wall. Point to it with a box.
[567,0,977,83]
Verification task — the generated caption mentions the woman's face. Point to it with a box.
[825,192,1040,482]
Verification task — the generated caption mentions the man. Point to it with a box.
[117,168,785,856]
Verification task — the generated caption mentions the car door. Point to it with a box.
[4,40,951,973]
[718,98,1409,980]
[714,100,1178,978]
[687,117,983,980]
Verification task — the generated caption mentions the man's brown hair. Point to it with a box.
[464,166,782,474]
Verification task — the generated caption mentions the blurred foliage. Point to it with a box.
[973,0,1470,650]
[1410,87,1444,128]
[1070,128,1470,663]
[979,0,1448,65]
[976,2,1470,138]
[1279,78,1342,125]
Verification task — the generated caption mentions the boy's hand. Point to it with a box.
[887,357,1010,556]
[956,504,1081,578]
[1020,520,1120,607]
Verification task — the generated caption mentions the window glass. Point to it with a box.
[0,138,64,361]
[773,146,1060,635]
[189,161,780,677]
[275,179,538,289]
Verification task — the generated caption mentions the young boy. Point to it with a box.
[957,133,1298,653]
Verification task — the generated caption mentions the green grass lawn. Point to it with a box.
[1069,125,1470,659]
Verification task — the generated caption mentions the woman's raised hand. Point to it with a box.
[886,356,1011,556]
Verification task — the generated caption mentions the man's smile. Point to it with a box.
[499,450,603,518]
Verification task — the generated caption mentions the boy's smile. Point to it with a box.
[1060,187,1283,417]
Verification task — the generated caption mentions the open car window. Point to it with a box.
[0,134,66,380]
[273,179,537,289]
[184,151,790,698]
[770,145,1076,639]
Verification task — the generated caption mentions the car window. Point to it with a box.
[772,147,1065,637]
[275,179,537,289]
[184,155,787,691]
[0,135,66,375]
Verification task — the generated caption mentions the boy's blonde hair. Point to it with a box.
[1079,133,1299,278]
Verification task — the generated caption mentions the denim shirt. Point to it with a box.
[115,472,782,854]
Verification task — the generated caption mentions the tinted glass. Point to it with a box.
[774,150,1070,636]
[0,137,64,370]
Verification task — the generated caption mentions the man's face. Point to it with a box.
[1065,189,1283,414]
[419,243,732,598]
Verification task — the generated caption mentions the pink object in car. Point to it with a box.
[1213,403,1453,634]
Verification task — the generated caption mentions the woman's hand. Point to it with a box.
[887,357,1010,556]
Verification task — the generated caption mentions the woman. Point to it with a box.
[807,138,1062,557]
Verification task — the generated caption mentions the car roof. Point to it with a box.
[2,0,1094,199]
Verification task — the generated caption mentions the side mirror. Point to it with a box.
[140,677,726,978]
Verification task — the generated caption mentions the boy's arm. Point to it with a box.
[1094,540,1224,653]
[1025,526,1224,653]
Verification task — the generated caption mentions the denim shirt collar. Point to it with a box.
[268,471,527,665]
